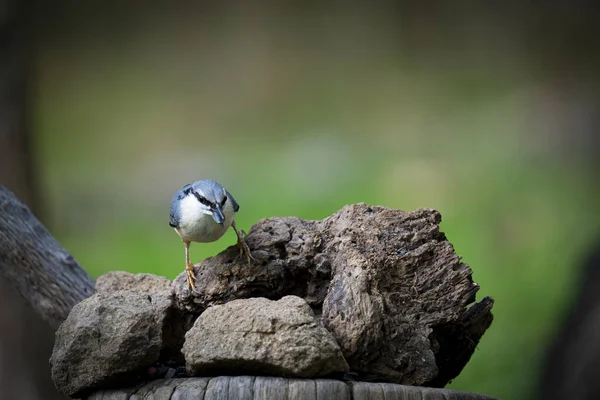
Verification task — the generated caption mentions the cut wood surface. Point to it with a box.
[0,185,95,329]
[85,377,498,400]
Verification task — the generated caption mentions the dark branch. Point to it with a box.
[0,185,95,329]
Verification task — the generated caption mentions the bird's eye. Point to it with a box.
[221,197,227,206]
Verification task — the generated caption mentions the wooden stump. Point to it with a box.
[85,377,498,400]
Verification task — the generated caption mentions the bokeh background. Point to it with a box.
[1,1,599,399]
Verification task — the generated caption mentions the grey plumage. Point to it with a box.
[225,189,239,212]
[168,184,189,228]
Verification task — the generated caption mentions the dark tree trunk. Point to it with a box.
[0,2,82,399]
[0,0,38,216]
[539,237,600,400]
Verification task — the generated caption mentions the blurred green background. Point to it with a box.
[21,2,600,399]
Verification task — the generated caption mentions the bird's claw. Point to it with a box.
[186,263,196,292]
[237,237,253,265]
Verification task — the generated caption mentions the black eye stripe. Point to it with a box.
[192,192,213,207]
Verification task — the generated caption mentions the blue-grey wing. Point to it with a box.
[226,190,240,212]
[169,201,180,227]
[169,184,192,227]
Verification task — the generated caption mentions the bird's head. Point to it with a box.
[191,185,228,226]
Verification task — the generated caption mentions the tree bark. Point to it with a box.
[0,184,95,329]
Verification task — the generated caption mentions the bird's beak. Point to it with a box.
[211,206,225,226]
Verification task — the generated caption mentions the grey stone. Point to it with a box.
[182,296,349,378]
[96,271,188,364]
[50,291,171,397]
[96,271,172,294]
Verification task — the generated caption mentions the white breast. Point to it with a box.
[176,195,235,243]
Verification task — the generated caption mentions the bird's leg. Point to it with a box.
[184,240,196,291]
[231,220,252,264]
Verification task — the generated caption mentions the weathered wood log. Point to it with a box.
[85,377,498,400]
[174,216,326,312]
[0,184,95,329]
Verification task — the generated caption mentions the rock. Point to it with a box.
[96,271,171,294]
[50,291,170,397]
[321,204,492,385]
[97,271,188,365]
[182,296,349,378]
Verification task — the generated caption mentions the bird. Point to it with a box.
[169,179,251,291]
